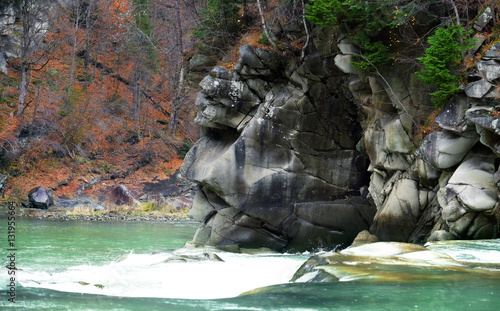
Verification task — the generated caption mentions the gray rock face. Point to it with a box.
[474,7,494,31]
[184,18,500,249]
[182,45,373,252]
[416,130,478,169]
[336,33,500,243]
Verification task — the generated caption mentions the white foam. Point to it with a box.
[18,250,307,299]
[425,239,500,264]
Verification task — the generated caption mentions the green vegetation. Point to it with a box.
[194,0,242,53]
[416,25,475,107]
[305,0,397,71]
[305,0,396,33]
[132,0,159,72]
[177,139,192,159]
[140,201,161,212]
[350,40,392,72]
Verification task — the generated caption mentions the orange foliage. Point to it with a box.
[420,108,441,136]
[0,0,199,202]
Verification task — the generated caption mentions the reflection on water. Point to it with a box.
[5,279,499,311]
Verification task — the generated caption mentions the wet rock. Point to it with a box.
[350,230,379,247]
[291,241,497,284]
[427,230,456,242]
[162,252,224,263]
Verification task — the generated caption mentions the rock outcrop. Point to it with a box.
[291,237,500,284]
[182,44,374,252]
[343,39,500,243]
[182,28,500,251]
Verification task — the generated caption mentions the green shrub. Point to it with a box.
[351,40,392,72]
[416,25,475,107]
[194,0,242,52]
[177,139,192,159]
[306,0,397,70]
[306,0,396,34]
[140,201,161,212]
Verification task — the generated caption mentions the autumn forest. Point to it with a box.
[0,0,221,201]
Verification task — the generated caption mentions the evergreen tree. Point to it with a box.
[416,25,474,107]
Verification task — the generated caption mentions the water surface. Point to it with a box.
[1,217,499,310]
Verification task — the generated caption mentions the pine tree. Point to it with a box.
[416,25,474,107]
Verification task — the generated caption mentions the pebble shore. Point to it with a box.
[12,207,191,223]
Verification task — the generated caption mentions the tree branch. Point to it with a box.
[300,0,310,61]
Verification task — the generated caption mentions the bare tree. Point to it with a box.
[68,0,82,91]
[257,0,279,50]
[167,0,185,133]
[16,0,53,116]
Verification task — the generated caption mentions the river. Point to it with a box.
[1,217,499,310]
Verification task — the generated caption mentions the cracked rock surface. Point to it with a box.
[183,36,500,251]
[182,45,373,252]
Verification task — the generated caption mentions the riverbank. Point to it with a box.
[1,205,192,222]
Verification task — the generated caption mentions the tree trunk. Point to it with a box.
[17,63,28,117]
[168,65,184,133]
[69,0,81,90]
[168,0,185,133]
[83,0,94,89]
[300,0,310,61]
[257,0,279,50]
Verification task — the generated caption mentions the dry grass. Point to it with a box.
[65,201,189,218]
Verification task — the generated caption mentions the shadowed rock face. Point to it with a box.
[182,45,374,252]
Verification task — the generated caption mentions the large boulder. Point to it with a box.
[416,129,478,169]
[27,186,54,209]
[182,45,373,252]
[106,185,140,206]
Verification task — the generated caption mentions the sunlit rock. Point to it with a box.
[416,129,478,169]
[292,241,500,284]
[334,54,359,74]
[443,154,497,212]
[465,80,493,98]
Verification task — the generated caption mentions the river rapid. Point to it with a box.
[1,217,499,310]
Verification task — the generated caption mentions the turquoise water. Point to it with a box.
[1,216,500,310]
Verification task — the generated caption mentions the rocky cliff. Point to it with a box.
[182,25,500,251]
